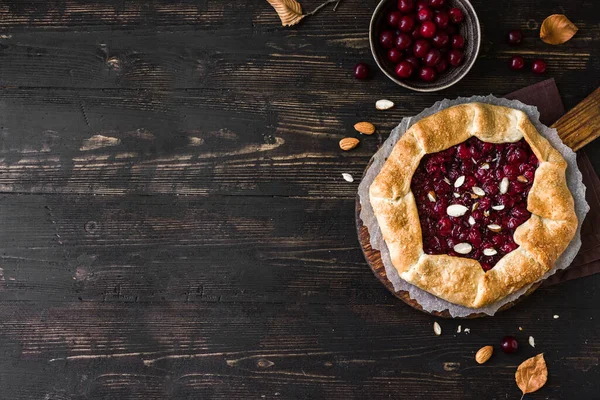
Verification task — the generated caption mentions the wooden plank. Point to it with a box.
[553,87,600,151]
[0,298,597,399]
[1,86,599,197]
[0,194,394,304]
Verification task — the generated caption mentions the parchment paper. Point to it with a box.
[358,95,590,317]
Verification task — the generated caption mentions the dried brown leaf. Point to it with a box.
[540,14,578,45]
[515,353,548,399]
[267,0,305,26]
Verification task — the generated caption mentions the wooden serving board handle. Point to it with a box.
[553,87,600,151]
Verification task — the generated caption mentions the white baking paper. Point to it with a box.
[358,95,590,317]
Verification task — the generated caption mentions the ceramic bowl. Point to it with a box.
[369,0,481,92]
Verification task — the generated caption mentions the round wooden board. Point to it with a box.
[355,162,541,319]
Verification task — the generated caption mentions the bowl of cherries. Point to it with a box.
[370,0,480,92]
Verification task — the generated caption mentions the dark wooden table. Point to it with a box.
[0,1,598,399]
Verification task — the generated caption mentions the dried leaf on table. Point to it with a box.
[540,14,578,45]
[266,0,304,26]
[515,353,548,399]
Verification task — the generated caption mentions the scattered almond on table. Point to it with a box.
[375,99,394,110]
[354,121,376,135]
[339,137,359,151]
[433,321,442,336]
[475,345,493,364]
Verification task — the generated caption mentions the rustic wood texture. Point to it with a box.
[0,0,598,399]
[552,87,600,151]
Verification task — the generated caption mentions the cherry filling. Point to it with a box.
[410,136,539,271]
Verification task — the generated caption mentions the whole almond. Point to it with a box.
[339,137,359,151]
[475,345,493,364]
[354,122,376,135]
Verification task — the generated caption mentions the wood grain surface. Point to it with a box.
[0,1,598,399]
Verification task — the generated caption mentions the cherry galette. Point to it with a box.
[411,136,538,272]
[369,103,577,308]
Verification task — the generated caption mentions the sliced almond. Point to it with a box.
[468,216,476,225]
[472,202,480,212]
[342,173,354,182]
[354,121,376,135]
[454,242,472,254]
[475,346,494,365]
[433,321,442,336]
[500,177,509,194]
[484,210,490,217]
[447,204,468,217]
[483,248,497,256]
[339,137,359,151]
[427,191,437,202]
[517,175,528,183]
[471,157,477,165]
[443,177,451,185]
[479,162,490,170]
[472,186,485,196]
[453,192,460,198]
[529,335,536,348]
[454,175,465,188]
[470,193,480,199]
[487,224,502,232]
[376,99,394,110]
[492,204,505,211]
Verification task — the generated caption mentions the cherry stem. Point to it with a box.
[304,0,343,17]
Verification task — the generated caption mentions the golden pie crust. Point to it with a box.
[369,103,577,308]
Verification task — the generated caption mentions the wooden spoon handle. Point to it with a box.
[553,87,600,151]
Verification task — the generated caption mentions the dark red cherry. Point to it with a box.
[395,33,413,50]
[388,48,403,63]
[416,0,429,11]
[434,11,449,29]
[405,55,421,70]
[481,262,492,271]
[395,60,414,78]
[456,143,470,159]
[438,217,452,236]
[532,59,547,74]
[447,49,464,66]
[492,234,506,247]
[501,336,519,354]
[380,30,395,49]
[451,34,465,49]
[411,26,423,40]
[507,29,523,46]
[420,21,437,38]
[398,0,415,13]
[445,24,457,35]
[435,58,448,73]
[387,11,403,27]
[413,39,431,57]
[417,7,434,22]
[432,32,450,48]
[448,7,464,24]
[507,147,528,163]
[468,229,482,247]
[429,0,445,9]
[398,15,416,32]
[424,49,442,66]
[510,56,525,70]
[419,66,437,81]
[353,63,370,80]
